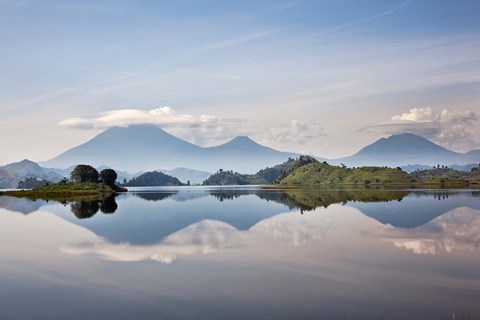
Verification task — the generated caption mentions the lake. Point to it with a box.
[0,187,479,319]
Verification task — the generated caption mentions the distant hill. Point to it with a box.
[42,125,298,173]
[410,165,480,184]
[202,157,302,185]
[333,133,479,167]
[17,177,49,189]
[202,170,251,186]
[124,171,185,187]
[401,163,479,173]
[0,159,64,189]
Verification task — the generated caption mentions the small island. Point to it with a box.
[0,164,127,201]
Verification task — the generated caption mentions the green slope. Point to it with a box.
[277,162,414,186]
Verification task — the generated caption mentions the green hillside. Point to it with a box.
[277,162,414,186]
[249,157,300,184]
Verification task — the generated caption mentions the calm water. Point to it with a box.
[0,187,479,319]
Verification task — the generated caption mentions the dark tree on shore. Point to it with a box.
[99,168,118,187]
[70,165,99,183]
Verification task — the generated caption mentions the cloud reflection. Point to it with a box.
[381,207,480,255]
[252,213,334,246]
[61,220,243,263]
[61,211,334,264]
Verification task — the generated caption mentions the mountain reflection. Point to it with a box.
[376,207,480,255]
[2,187,479,264]
[61,220,243,263]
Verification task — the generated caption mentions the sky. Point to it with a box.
[0,0,479,165]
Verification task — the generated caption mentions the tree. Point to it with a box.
[70,165,99,183]
[99,168,117,187]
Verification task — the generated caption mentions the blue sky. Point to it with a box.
[0,0,479,164]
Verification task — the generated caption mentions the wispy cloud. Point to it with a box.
[308,0,412,37]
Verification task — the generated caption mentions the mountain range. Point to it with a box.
[0,125,478,188]
[41,125,299,173]
[0,160,63,189]
[42,125,478,172]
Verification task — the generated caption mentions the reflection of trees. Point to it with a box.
[133,192,177,202]
[207,188,410,213]
[100,195,118,214]
[71,201,100,219]
[210,191,248,202]
[70,195,118,219]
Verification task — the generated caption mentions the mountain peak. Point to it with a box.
[386,132,431,142]
[43,125,297,173]
[357,133,450,156]
[227,136,257,145]
[100,124,171,137]
[4,159,40,169]
[332,132,474,167]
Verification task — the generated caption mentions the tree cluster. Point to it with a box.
[70,165,118,187]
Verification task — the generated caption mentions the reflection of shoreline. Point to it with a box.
[3,188,478,219]
[2,188,478,263]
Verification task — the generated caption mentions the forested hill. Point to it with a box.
[125,171,185,187]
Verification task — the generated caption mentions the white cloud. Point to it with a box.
[362,107,480,152]
[58,107,327,150]
[59,106,217,130]
[58,106,232,146]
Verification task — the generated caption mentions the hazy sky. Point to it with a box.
[1,0,479,165]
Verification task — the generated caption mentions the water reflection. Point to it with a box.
[0,196,46,214]
[61,220,243,263]
[376,207,480,254]
[0,188,479,257]
[133,191,177,202]
[1,188,479,319]
[351,190,480,228]
[69,195,118,218]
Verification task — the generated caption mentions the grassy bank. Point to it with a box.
[0,181,127,201]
